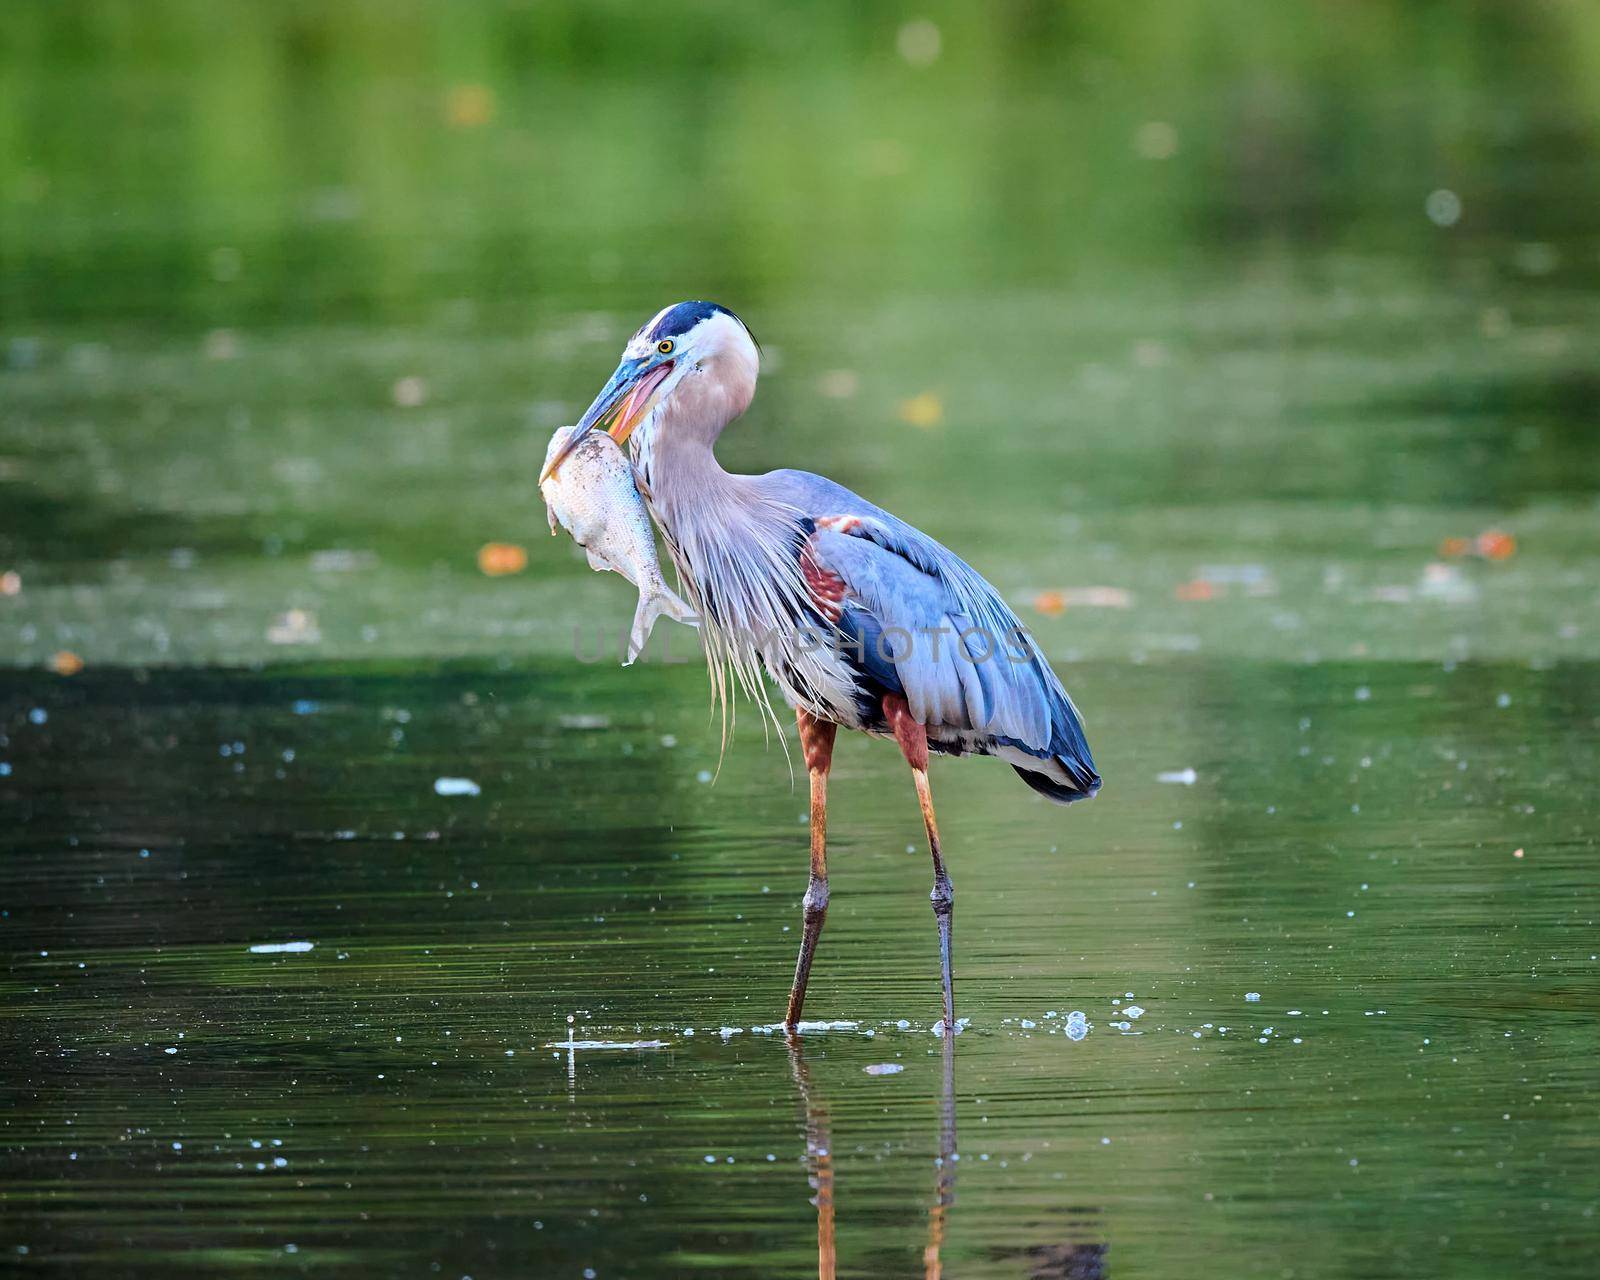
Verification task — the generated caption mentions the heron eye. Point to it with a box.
[656,339,674,355]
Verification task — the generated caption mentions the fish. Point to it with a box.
[540,425,696,664]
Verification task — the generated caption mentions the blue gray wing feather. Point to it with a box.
[760,468,1100,802]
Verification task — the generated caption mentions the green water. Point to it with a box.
[2,3,1599,1277]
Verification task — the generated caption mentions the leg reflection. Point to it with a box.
[786,1033,836,1280]
[924,1033,958,1280]
[785,1033,963,1279]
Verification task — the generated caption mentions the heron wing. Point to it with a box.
[801,510,1097,795]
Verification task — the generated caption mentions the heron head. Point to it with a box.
[540,301,759,482]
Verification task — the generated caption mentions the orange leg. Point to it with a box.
[785,708,838,1030]
[884,694,956,1033]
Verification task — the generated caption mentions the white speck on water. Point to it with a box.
[1245,992,1261,1002]
[433,776,481,797]
[171,1141,182,1150]
[1287,1010,1302,1016]
[718,1026,741,1040]
[544,1037,668,1051]
[1172,821,1183,830]
[1020,1019,1036,1029]
[864,1063,905,1075]
[1157,768,1197,785]
[696,770,713,784]
[660,734,677,748]
[1124,1004,1145,1019]
[1354,686,1371,702]
[703,1154,715,1164]
[1496,692,1512,708]
[164,1047,178,1055]
[1425,188,1462,227]
[248,941,314,954]
[28,708,48,724]
[896,1019,911,1029]
[273,1156,288,1168]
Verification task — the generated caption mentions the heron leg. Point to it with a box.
[884,695,956,1034]
[785,709,837,1030]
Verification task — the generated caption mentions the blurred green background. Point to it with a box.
[2,0,1597,666]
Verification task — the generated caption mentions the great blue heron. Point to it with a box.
[543,301,1100,1032]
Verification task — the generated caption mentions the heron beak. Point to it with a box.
[607,360,673,449]
[538,357,674,484]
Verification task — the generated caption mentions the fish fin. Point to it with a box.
[585,547,621,575]
[626,585,697,666]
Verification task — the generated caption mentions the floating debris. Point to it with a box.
[248,941,314,955]
[1135,120,1179,160]
[445,83,496,128]
[50,651,84,677]
[477,542,528,576]
[1198,563,1276,596]
[817,369,858,399]
[544,1039,667,1051]
[0,570,20,596]
[1440,529,1516,561]
[1244,992,1262,1003]
[1034,587,1132,616]
[433,776,481,797]
[558,713,610,730]
[392,375,427,407]
[1156,768,1196,785]
[897,391,943,429]
[1124,1004,1145,1020]
[863,1063,905,1075]
[266,609,320,646]
[752,1019,859,1034]
[1418,562,1478,604]
[203,328,238,360]
[309,549,376,573]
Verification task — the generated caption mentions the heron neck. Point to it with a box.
[644,432,750,543]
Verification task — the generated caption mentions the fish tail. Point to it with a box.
[625,584,697,665]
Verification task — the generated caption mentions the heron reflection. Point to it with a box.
[784,1034,1107,1277]
[785,1034,958,1280]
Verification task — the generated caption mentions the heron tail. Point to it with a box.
[1013,760,1102,805]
